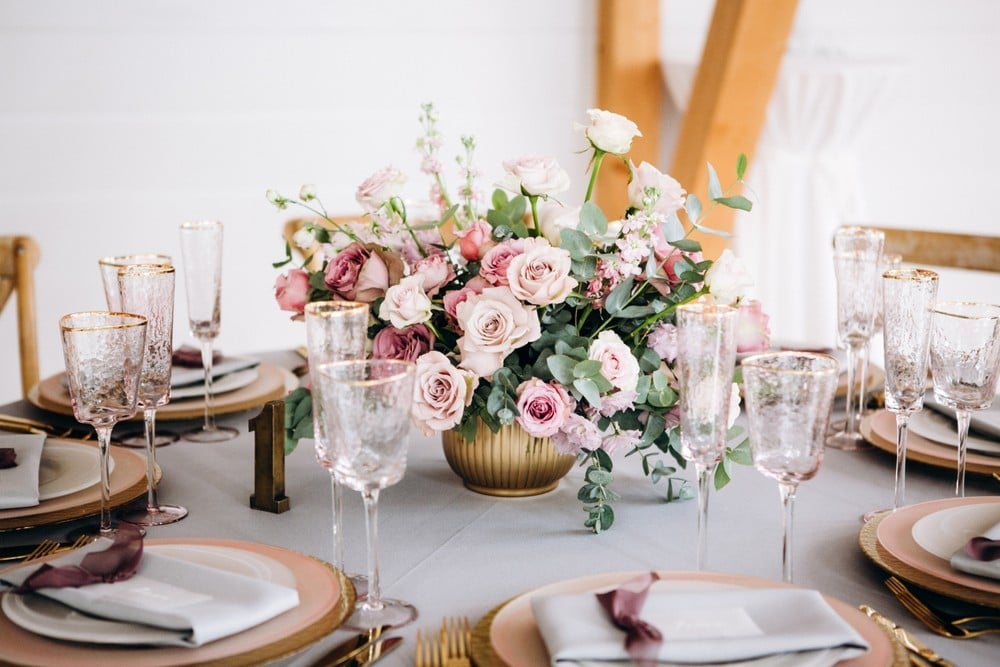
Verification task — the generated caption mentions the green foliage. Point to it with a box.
[283,387,313,455]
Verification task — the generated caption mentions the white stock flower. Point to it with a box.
[299,183,317,201]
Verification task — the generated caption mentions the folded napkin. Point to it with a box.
[1,533,299,647]
[0,434,45,509]
[171,345,222,368]
[531,580,869,666]
[951,518,1000,580]
[170,355,260,389]
[925,393,1000,441]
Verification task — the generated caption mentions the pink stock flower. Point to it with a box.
[601,428,642,455]
[736,299,771,353]
[372,324,435,362]
[324,243,404,303]
[515,378,575,437]
[647,322,678,362]
[456,219,494,261]
[273,269,310,317]
[627,161,686,214]
[597,390,637,418]
[412,351,477,435]
[506,237,577,306]
[479,239,525,286]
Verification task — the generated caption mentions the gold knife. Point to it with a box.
[312,635,402,667]
[859,605,955,667]
[305,626,388,667]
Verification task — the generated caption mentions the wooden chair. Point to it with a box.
[0,236,40,396]
[875,228,1000,273]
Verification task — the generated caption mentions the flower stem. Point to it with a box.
[529,195,540,238]
[584,150,606,203]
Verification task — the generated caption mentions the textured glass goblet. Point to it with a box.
[59,312,147,535]
[929,301,1000,497]
[317,359,416,630]
[872,253,903,335]
[675,301,738,571]
[827,226,884,451]
[305,301,369,593]
[116,264,187,526]
[742,352,839,583]
[178,220,237,442]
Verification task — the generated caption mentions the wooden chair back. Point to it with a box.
[0,236,40,396]
[875,228,1000,273]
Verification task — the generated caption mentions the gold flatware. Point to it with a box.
[885,576,1000,639]
[305,626,387,667]
[860,605,955,667]
[415,628,440,667]
[0,414,93,440]
[0,534,93,565]
[441,616,471,667]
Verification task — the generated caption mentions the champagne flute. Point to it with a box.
[928,301,1000,497]
[305,301,369,593]
[741,352,839,582]
[178,220,237,442]
[117,264,187,526]
[98,253,177,448]
[317,359,416,629]
[59,311,147,535]
[675,301,738,571]
[827,226,884,450]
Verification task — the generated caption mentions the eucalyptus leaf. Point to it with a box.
[736,153,748,180]
[685,193,703,223]
[560,229,593,260]
[547,354,577,384]
[603,276,634,316]
[692,221,733,238]
[573,359,603,379]
[574,377,602,406]
[669,239,701,253]
[579,201,608,235]
[713,195,753,212]
[661,213,685,242]
[706,162,722,200]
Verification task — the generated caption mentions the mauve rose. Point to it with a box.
[274,269,310,317]
[588,330,640,392]
[705,249,754,306]
[413,252,455,297]
[515,378,575,437]
[455,286,542,378]
[627,161,686,214]
[552,414,603,455]
[537,201,581,247]
[501,155,570,197]
[576,108,641,155]
[378,274,432,329]
[456,219,494,261]
[324,242,404,303]
[443,276,488,323]
[479,239,525,286]
[412,351,477,435]
[735,299,771,353]
[372,324,435,362]
[355,165,406,211]
[506,237,577,306]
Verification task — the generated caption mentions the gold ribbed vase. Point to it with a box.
[441,420,576,497]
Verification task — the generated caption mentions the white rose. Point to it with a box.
[576,108,642,155]
[356,165,407,211]
[588,330,640,392]
[378,274,432,328]
[727,382,741,430]
[627,161,686,214]
[537,201,581,246]
[501,155,570,197]
[506,238,578,306]
[456,287,542,378]
[705,249,754,306]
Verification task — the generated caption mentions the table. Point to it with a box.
[2,350,997,666]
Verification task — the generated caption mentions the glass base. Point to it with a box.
[69,523,145,541]
[861,507,891,523]
[341,597,416,631]
[826,422,870,451]
[183,425,239,443]
[348,574,369,599]
[120,504,188,526]
[118,431,179,448]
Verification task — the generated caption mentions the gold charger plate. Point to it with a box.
[0,440,147,532]
[861,410,1000,476]
[28,362,292,422]
[0,538,354,666]
[470,570,905,667]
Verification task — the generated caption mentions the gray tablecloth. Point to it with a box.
[3,349,997,666]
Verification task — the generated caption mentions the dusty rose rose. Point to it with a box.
[501,155,570,197]
[515,378,575,437]
[455,219,495,261]
[274,269,310,317]
[372,324,435,362]
[506,238,577,306]
[324,242,403,303]
[588,330,640,392]
[412,351,477,435]
[705,250,754,306]
[627,161,686,214]
[443,276,488,324]
[537,201,581,247]
[552,414,603,455]
[479,239,525,286]
[576,108,641,155]
[647,322,678,362]
[355,165,406,211]
[378,274,432,329]
[413,252,455,297]
[455,286,542,378]
[735,299,771,353]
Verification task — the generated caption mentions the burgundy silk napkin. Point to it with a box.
[172,345,222,368]
[951,518,1000,579]
[966,537,1000,561]
[595,571,663,667]
[13,524,143,593]
[0,448,16,468]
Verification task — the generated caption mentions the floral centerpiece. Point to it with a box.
[269,105,770,532]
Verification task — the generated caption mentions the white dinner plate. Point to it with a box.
[37,442,114,502]
[169,368,259,400]
[911,501,1000,560]
[908,409,1000,456]
[2,544,295,645]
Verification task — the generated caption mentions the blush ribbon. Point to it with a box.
[965,536,1000,562]
[13,523,144,593]
[595,571,663,667]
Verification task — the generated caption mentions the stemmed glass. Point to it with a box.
[116,264,188,526]
[178,220,237,442]
[316,359,416,629]
[741,352,839,582]
[928,302,1000,497]
[305,301,369,593]
[675,301,738,571]
[59,312,147,535]
[98,253,177,448]
[827,226,884,451]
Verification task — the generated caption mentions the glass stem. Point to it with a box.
[362,486,383,610]
[696,462,711,571]
[893,413,910,510]
[200,340,217,433]
[842,342,861,436]
[95,425,114,534]
[329,472,345,571]
[855,341,870,425]
[955,409,971,498]
[144,408,159,511]
[778,482,797,583]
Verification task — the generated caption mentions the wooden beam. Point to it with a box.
[595,0,662,219]
[670,0,799,259]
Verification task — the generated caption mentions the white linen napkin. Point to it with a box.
[950,518,1000,580]
[531,587,869,666]
[0,539,300,647]
[924,393,1000,441]
[0,434,45,509]
[170,356,260,388]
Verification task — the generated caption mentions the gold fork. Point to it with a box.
[415,628,442,667]
[440,616,471,667]
[885,576,1000,639]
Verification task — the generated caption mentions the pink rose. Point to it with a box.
[443,276,488,324]
[372,324,435,362]
[413,252,455,297]
[588,330,640,392]
[479,239,525,286]
[273,269,310,317]
[455,219,495,261]
[324,242,404,303]
[627,161,686,214]
[355,165,406,211]
[501,155,571,197]
[455,286,542,378]
[506,237,578,306]
[735,299,771,354]
[378,274,432,329]
[552,414,603,455]
[412,351,477,435]
[515,378,575,437]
